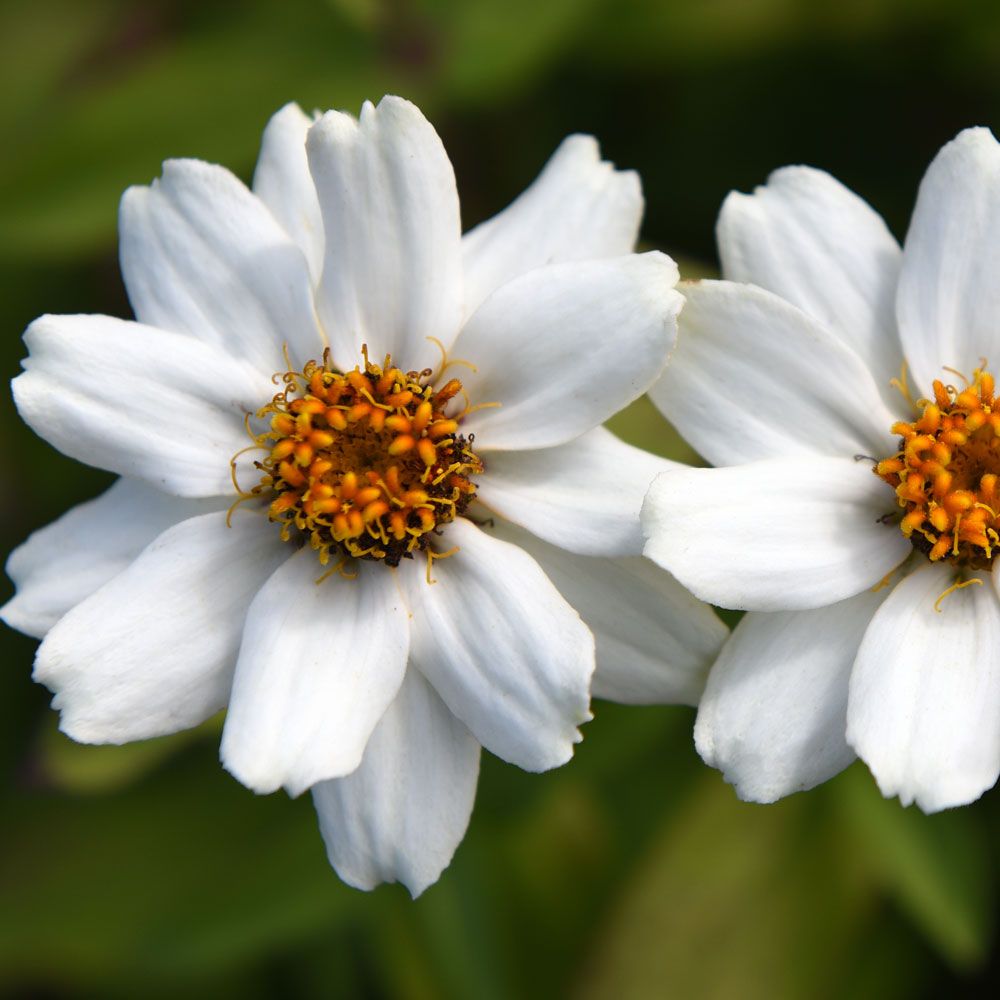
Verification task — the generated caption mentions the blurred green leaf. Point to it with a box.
[0,1,383,261]
[832,764,994,970]
[578,774,886,1000]
[0,747,355,992]
[35,712,219,794]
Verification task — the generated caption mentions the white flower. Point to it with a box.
[3,96,726,895]
[642,127,1000,814]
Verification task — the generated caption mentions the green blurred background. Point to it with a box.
[2,0,1000,996]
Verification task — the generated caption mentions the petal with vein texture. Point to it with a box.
[13,314,269,497]
[454,253,681,451]
[307,96,463,373]
[897,128,1000,395]
[33,510,288,744]
[221,553,410,796]
[312,667,480,897]
[493,519,726,706]
[476,427,675,556]
[695,589,886,803]
[462,134,642,316]
[253,102,324,285]
[648,280,897,467]
[848,563,1000,812]
[642,456,910,611]
[2,479,224,639]
[717,166,903,397]
[406,518,594,771]
[120,158,322,374]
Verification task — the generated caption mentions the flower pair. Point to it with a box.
[8,94,1000,897]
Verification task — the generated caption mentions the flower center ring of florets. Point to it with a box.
[876,364,1000,570]
[230,343,489,580]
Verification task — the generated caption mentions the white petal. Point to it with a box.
[253,102,324,285]
[2,479,224,640]
[695,589,886,803]
[120,158,323,374]
[476,427,674,556]
[453,253,681,451]
[307,96,463,373]
[896,129,1000,394]
[642,456,910,611]
[32,510,288,744]
[312,667,480,897]
[717,166,903,397]
[13,314,269,497]
[405,517,594,771]
[848,562,1000,812]
[221,553,410,796]
[492,519,726,706]
[461,134,643,316]
[648,280,897,467]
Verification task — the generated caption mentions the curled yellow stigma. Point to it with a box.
[877,366,1000,568]
[233,346,483,568]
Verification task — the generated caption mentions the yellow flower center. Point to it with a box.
[233,347,483,571]
[877,367,1000,568]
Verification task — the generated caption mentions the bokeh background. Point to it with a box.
[3,0,1000,996]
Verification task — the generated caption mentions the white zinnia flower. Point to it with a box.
[3,96,726,895]
[642,127,1000,813]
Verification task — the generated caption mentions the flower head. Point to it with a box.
[643,127,1000,813]
[4,96,725,894]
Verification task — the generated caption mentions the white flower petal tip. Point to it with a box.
[847,563,1000,813]
[650,280,897,467]
[454,252,682,451]
[641,456,911,612]
[119,157,323,375]
[461,133,643,315]
[694,590,885,804]
[220,555,410,797]
[1,480,225,640]
[253,102,324,284]
[715,166,903,395]
[407,519,595,773]
[306,95,463,374]
[32,511,288,745]
[896,126,1000,396]
[312,669,480,898]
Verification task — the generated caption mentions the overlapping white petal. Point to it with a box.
[120,158,323,374]
[1,480,224,640]
[13,314,271,497]
[307,96,463,373]
[312,667,480,898]
[848,563,1000,811]
[406,518,594,771]
[717,166,903,397]
[221,552,410,796]
[695,589,886,803]
[253,102,324,285]
[649,281,898,467]
[462,134,642,316]
[33,510,288,744]
[476,427,674,556]
[454,253,681,451]
[497,520,726,706]
[643,456,910,611]
[897,128,1000,395]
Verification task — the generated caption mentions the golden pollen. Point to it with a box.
[876,366,1000,568]
[236,347,482,569]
